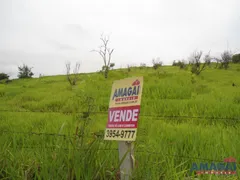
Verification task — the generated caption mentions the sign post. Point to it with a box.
[104,77,143,180]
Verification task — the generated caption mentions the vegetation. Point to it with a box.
[92,34,114,79]
[139,63,147,69]
[189,50,211,75]
[0,73,11,84]
[152,58,162,70]
[65,62,81,86]
[18,64,34,79]
[232,53,240,63]
[0,73,9,81]
[0,64,239,179]
[172,60,188,69]
[218,50,233,69]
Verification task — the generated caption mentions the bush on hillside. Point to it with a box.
[172,60,178,66]
[172,60,187,69]
[0,73,9,80]
[65,62,81,86]
[18,64,34,79]
[127,65,131,72]
[232,53,240,63]
[0,73,10,84]
[218,50,232,69]
[189,50,207,75]
[152,58,162,70]
[139,63,146,69]
[204,52,212,66]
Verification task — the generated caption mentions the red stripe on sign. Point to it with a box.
[107,105,140,128]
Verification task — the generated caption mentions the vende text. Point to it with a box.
[107,106,140,128]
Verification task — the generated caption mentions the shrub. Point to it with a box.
[152,58,162,70]
[172,60,177,66]
[172,60,187,69]
[127,65,131,72]
[65,62,81,86]
[139,63,146,69]
[189,50,212,75]
[0,73,9,81]
[18,64,34,79]
[218,50,232,69]
[189,51,206,75]
[232,53,240,63]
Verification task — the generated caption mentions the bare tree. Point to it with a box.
[189,50,210,75]
[92,34,114,79]
[66,61,81,86]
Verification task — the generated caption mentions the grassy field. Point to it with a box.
[0,64,239,180]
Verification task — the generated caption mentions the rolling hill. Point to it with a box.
[0,64,239,179]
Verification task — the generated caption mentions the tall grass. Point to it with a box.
[0,64,239,179]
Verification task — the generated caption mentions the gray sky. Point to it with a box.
[0,0,240,78]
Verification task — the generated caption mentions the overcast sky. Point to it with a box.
[0,0,240,78]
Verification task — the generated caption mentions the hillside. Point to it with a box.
[0,64,239,179]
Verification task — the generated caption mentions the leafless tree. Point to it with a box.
[189,50,210,75]
[65,61,81,86]
[92,34,114,78]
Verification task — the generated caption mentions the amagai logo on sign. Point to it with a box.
[190,157,239,176]
[111,79,142,106]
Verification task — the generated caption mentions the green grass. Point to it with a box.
[0,64,240,179]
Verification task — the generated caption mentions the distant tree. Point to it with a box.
[139,63,146,69]
[127,64,131,72]
[204,51,212,66]
[189,50,210,75]
[172,60,187,69]
[152,57,162,70]
[18,64,34,78]
[65,62,81,86]
[0,73,9,81]
[218,50,232,69]
[172,60,177,66]
[232,53,240,63]
[92,34,114,79]
[211,57,221,68]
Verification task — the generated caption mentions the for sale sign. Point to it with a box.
[104,77,143,141]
